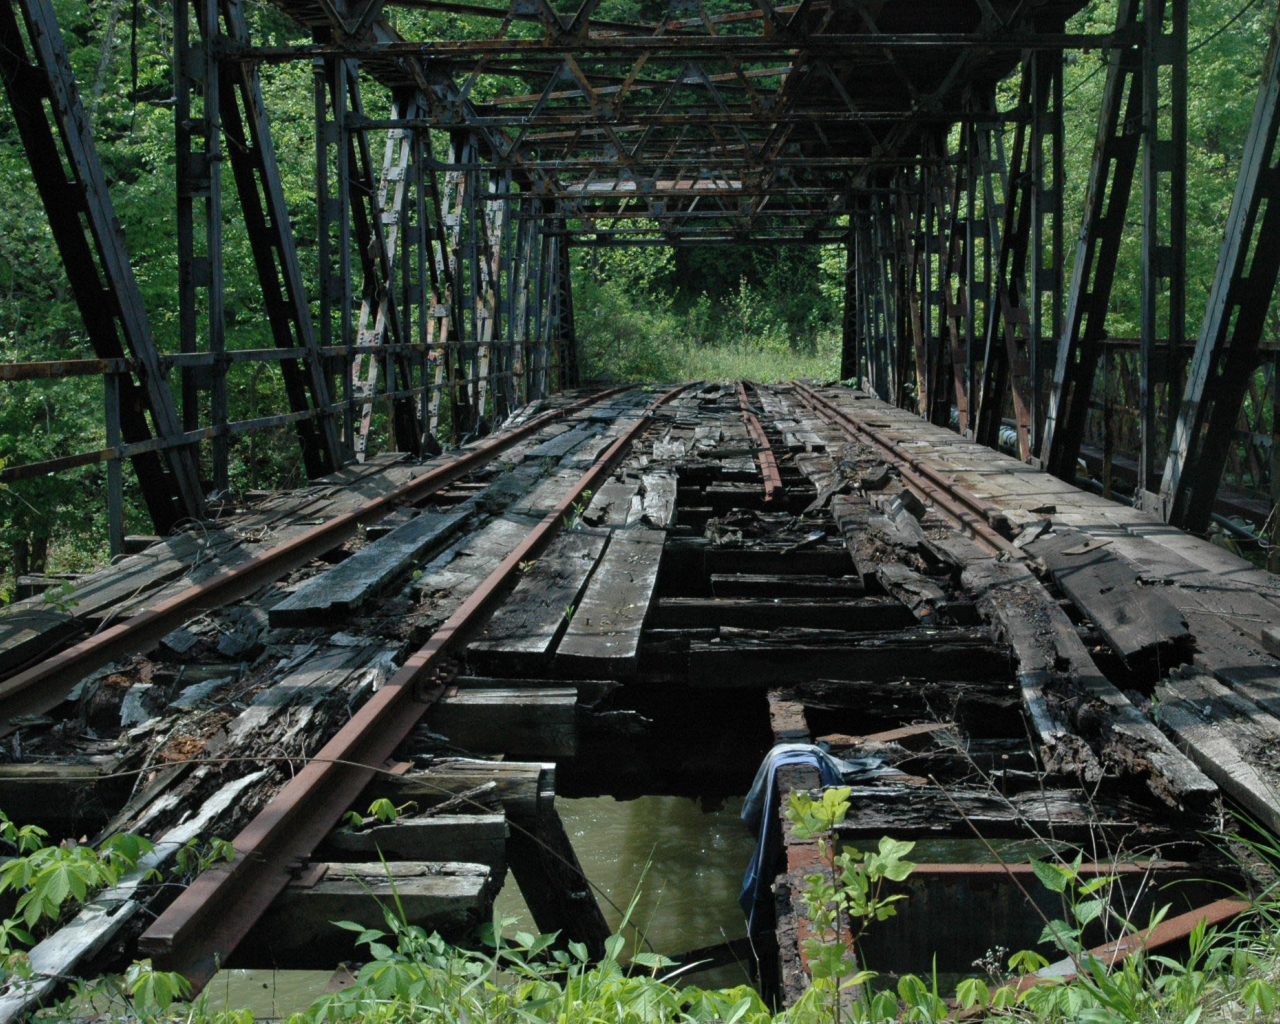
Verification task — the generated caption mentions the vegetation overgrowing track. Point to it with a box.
[0,385,632,731]
[137,383,691,986]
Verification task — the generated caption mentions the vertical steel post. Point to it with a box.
[1161,1,1280,531]
[1030,51,1065,457]
[840,232,859,383]
[1042,0,1144,479]
[0,0,203,529]
[1138,0,1188,504]
[105,371,124,559]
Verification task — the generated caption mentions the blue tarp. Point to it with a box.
[738,743,898,933]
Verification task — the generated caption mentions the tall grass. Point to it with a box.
[573,252,842,385]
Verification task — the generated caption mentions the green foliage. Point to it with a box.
[174,837,236,878]
[563,490,593,530]
[573,250,841,385]
[784,789,917,1023]
[0,812,155,929]
[124,960,193,1014]
[41,580,78,615]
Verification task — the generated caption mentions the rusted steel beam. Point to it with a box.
[1018,898,1250,990]
[0,386,630,729]
[0,359,130,381]
[217,0,344,477]
[228,31,1133,62]
[0,373,517,485]
[736,381,783,506]
[138,382,691,987]
[1162,0,1280,531]
[359,111,1018,130]
[1042,0,1143,481]
[0,0,203,529]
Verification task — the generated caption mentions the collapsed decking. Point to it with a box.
[0,380,1275,1015]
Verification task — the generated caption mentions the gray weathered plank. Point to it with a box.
[1027,528,1192,668]
[269,508,469,625]
[429,687,578,757]
[1155,669,1280,835]
[554,528,665,678]
[467,530,609,671]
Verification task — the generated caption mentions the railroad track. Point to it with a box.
[2,379,1276,1014]
[0,384,633,728]
[139,382,691,982]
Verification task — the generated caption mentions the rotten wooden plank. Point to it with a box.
[428,687,578,757]
[1027,528,1193,670]
[237,862,494,967]
[652,596,917,631]
[268,507,469,626]
[320,813,507,874]
[1154,669,1280,835]
[467,529,609,673]
[687,626,1011,686]
[554,529,665,679]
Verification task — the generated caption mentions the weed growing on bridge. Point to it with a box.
[784,787,918,1023]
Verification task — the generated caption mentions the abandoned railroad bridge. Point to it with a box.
[2,0,1280,1015]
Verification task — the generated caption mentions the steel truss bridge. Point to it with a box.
[1,0,1279,542]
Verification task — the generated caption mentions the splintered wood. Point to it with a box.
[7,380,1280,1015]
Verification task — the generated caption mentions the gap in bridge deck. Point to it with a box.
[0,383,1265,1016]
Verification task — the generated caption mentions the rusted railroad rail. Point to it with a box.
[791,382,1022,560]
[0,385,630,727]
[4,380,1280,1014]
[736,381,783,507]
[139,383,691,982]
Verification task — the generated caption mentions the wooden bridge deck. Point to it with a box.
[0,380,1275,1014]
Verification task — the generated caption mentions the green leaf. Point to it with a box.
[956,976,991,1009]
[1030,857,1071,893]
[1073,897,1105,928]
[632,951,677,969]
[801,938,851,980]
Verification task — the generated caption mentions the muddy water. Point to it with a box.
[498,794,759,985]
[202,794,759,1016]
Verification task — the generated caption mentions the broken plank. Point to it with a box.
[1154,669,1280,835]
[962,557,1214,809]
[583,478,641,527]
[269,508,469,626]
[652,596,917,631]
[428,687,578,757]
[467,530,608,673]
[1027,528,1192,670]
[320,814,507,873]
[555,529,664,679]
[831,784,1177,845]
[0,772,266,1024]
[687,628,1011,686]
[872,563,949,624]
[526,422,602,460]
[1184,608,1280,719]
[236,862,493,968]
[361,759,551,820]
[663,539,854,578]
[707,573,866,599]
[640,471,677,528]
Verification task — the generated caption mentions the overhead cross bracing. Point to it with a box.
[254,0,1103,246]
